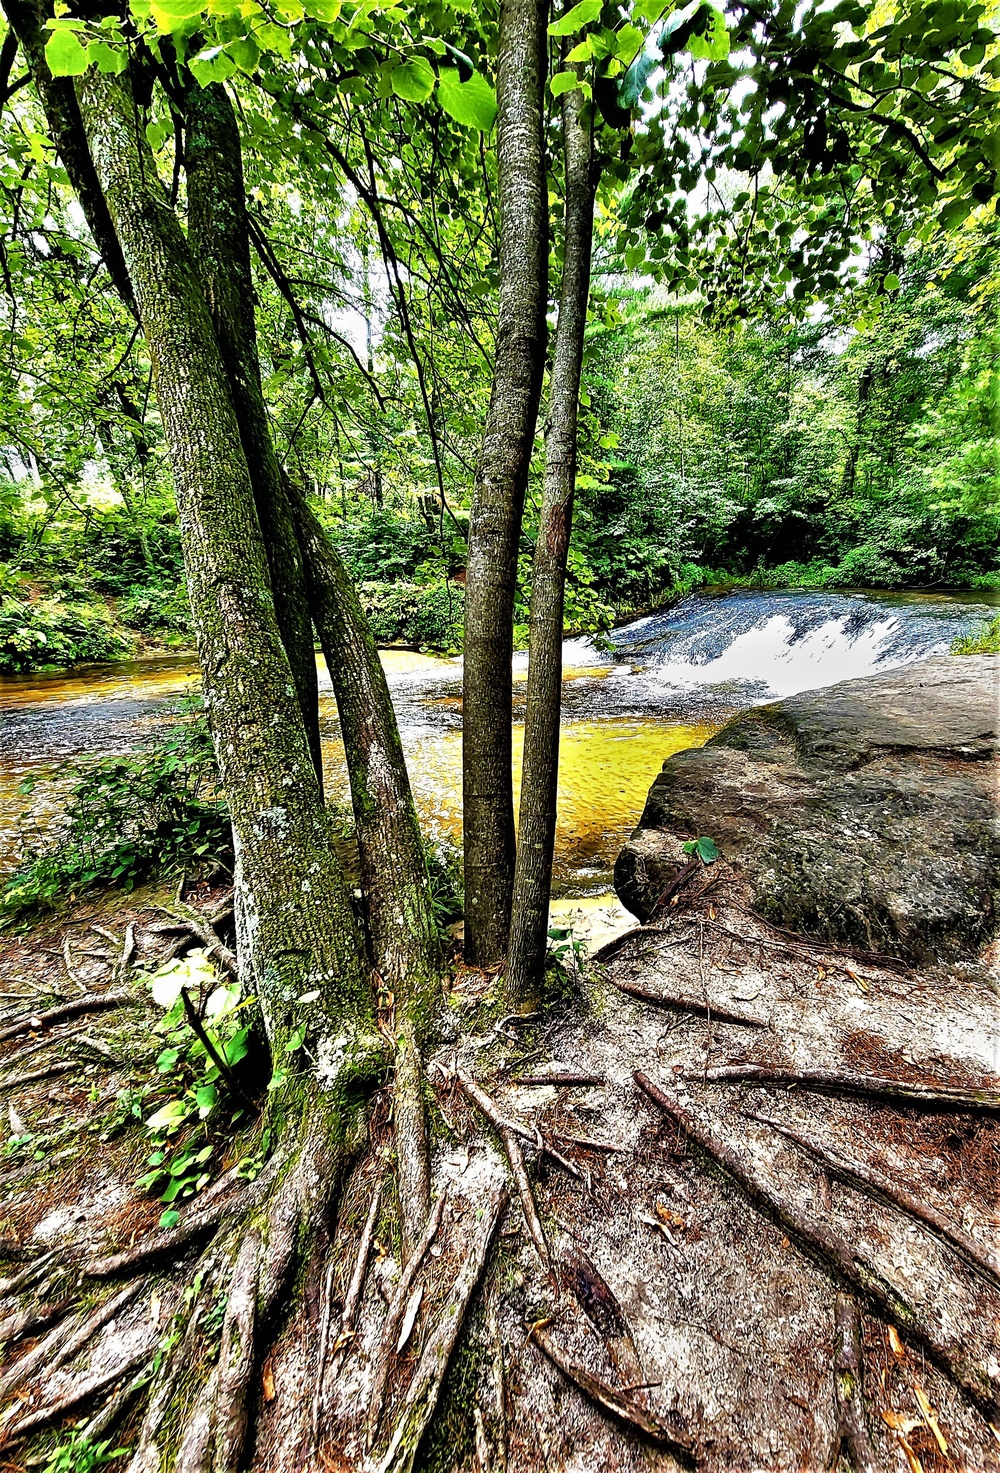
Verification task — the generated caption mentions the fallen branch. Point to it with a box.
[752,1113,1000,1290]
[833,1294,878,1473]
[610,979,768,1030]
[531,1326,696,1461]
[366,1188,449,1449]
[682,1064,1000,1113]
[651,859,700,916]
[377,1184,508,1473]
[590,924,692,965]
[0,990,134,1044]
[633,1071,1000,1421]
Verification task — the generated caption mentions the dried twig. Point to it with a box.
[752,1113,1000,1289]
[610,978,768,1029]
[0,1060,78,1092]
[633,1071,1000,1420]
[683,1063,1000,1113]
[531,1327,696,1460]
[833,1294,878,1473]
[62,935,88,994]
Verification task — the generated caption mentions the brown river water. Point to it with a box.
[1,589,994,933]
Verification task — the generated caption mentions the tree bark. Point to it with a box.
[461,0,549,966]
[183,80,324,788]
[73,65,373,1070]
[506,72,596,1005]
[291,488,440,1250]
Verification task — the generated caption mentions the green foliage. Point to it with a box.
[683,835,720,863]
[41,1431,129,1473]
[359,580,463,651]
[1,703,230,921]
[951,616,1000,655]
[423,836,464,934]
[136,950,254,1218]
[0,595,132,674]
[119,582,191,635]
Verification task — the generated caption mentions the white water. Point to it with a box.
[646,612,927,700]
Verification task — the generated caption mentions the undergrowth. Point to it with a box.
[1,698,231,922]
[951,614,1000,654]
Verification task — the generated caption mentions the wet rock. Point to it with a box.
[614,655,1000,962]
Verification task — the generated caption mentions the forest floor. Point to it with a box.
[0,870,997,1472]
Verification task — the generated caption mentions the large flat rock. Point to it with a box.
[614,655,1000,962]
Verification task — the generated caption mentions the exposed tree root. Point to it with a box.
[590,923,694,965]
[752,1112,1000,1290]
[0,1249,57,1298]
[455,1069,555,1280]
[312,1183,381,1440]
[530,1326,696,1461]
[394,1021,431,1258]
[151,901,238,978]
[0,1059,79,1092]
[3,1343,155,1445]
[608,978,769,1029]
[82,1192,237,1278]
[633,1070,1000,1422]
[683,1063,1000,1113]
[514,1072,605,1086]
[366,1187,449,1450]
[0,989,135,1043]
[376,1183,508,1473]
[832,1295,878,1473]
[731,908,912,974]
[0,1294,72,1349]
[0,1279,145,1401]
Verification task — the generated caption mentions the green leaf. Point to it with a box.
[550,70,581,95]
[145,119,173,152]
[285,1023,307,1053]
[436,68,497,130]
[686,5,728,59]
[44,29,90,77]
[225,1026,251,1067]
[226,36,260,72]
[658,0,700,45]
[389,57,436,103]
[146,1099,190,1130]
[614,23,644,60]
[159,1208,181,1229]
[683,835,720,863]
[189,46,238,84]
[89,41,128,73]
[564,38,593,61]
[548,0,602,35]
[149,0,206,30]
[883,273,900,292]
[304,0,341,18]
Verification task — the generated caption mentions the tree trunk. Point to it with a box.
[183,80,324,788]
[73,65,373,1068]
[291,487,440,1251]
[461,0,548,966]
[506,75,596,1006]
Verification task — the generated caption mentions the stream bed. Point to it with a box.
[1,587,994,916]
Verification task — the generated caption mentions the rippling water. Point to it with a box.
[1,587,993,890]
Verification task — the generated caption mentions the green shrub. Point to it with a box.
[424,836,463,934]
[2,703,231,921]
[0,596,132,674]
[358,580,463,651]
[951,615,1000,655]
[119,582,191,635]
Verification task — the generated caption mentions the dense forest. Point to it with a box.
[2,101,997,672]
[0,0,997,1467]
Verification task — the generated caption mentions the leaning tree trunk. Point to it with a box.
[183,80,324,787]
[461,0,548,966]
[73,63,374,1068]
[182,80,438,1249]
[506,74,597,1006]
[292,487,440,1252]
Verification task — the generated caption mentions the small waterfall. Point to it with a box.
[606,590,993,701]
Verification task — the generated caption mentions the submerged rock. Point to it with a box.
[615,654,1000,962]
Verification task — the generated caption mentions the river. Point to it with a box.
[1,588,994,928]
